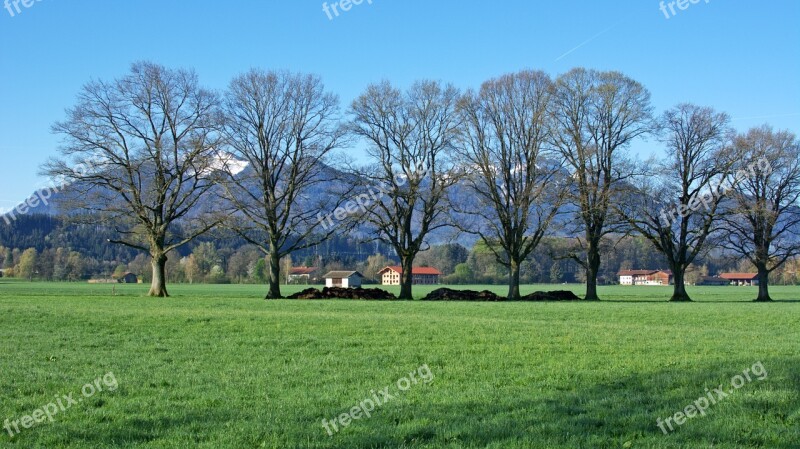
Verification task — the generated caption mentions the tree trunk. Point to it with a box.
[755,265,772,302]
[148,253,169,297]
[670,267,692,302]
[584,242,601,300]
[399,257,414,300]
[266,251,282,299]
[508,259,521,300]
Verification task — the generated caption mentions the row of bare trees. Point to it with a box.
[44,62,800,301]
[617,109,800,301]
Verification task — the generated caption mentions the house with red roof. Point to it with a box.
[287,266,318,284]
[618,269,673,286]
[719,273,759,286]
[378,266,442,285]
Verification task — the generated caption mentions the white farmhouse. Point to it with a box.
[323,271,364,288]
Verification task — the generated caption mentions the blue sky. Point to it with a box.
[1,0,798,213]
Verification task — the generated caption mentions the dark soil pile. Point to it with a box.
[421,288,582,301]
[287,287,398,300]
[420,288,503,301]
[519,290,582,301]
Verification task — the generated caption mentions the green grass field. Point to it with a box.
[1,280,798,448]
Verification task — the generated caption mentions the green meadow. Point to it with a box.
[0,280,798,448]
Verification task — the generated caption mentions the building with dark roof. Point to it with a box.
[322,271,363,288]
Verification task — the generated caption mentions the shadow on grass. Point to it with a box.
[7,360,796,448]
[316,358,799,449]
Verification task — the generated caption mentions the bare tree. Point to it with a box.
[722,126,800,301]
[350,80,462,300]
[44,62,222,297]
[616,104,736,301]
[219,70,348,299]
[549,68,653,300]
[456,71,567,300]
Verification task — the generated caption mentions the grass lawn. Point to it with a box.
[0,280,798,448]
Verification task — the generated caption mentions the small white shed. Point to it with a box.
[323,271,364,288]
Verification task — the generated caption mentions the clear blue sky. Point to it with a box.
[1,0,798,213]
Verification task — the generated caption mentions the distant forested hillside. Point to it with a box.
[1,213,775,286]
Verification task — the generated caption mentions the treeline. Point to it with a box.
[0,214,393,281]
[12,62,800,301]
[5,224,798,286]
[0,214,141,279]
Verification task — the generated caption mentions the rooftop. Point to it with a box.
[322,271,363,279]
[290,267,318,275]
[380,266,443,276]
[618,269,673,276]
[719,273,758,280]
